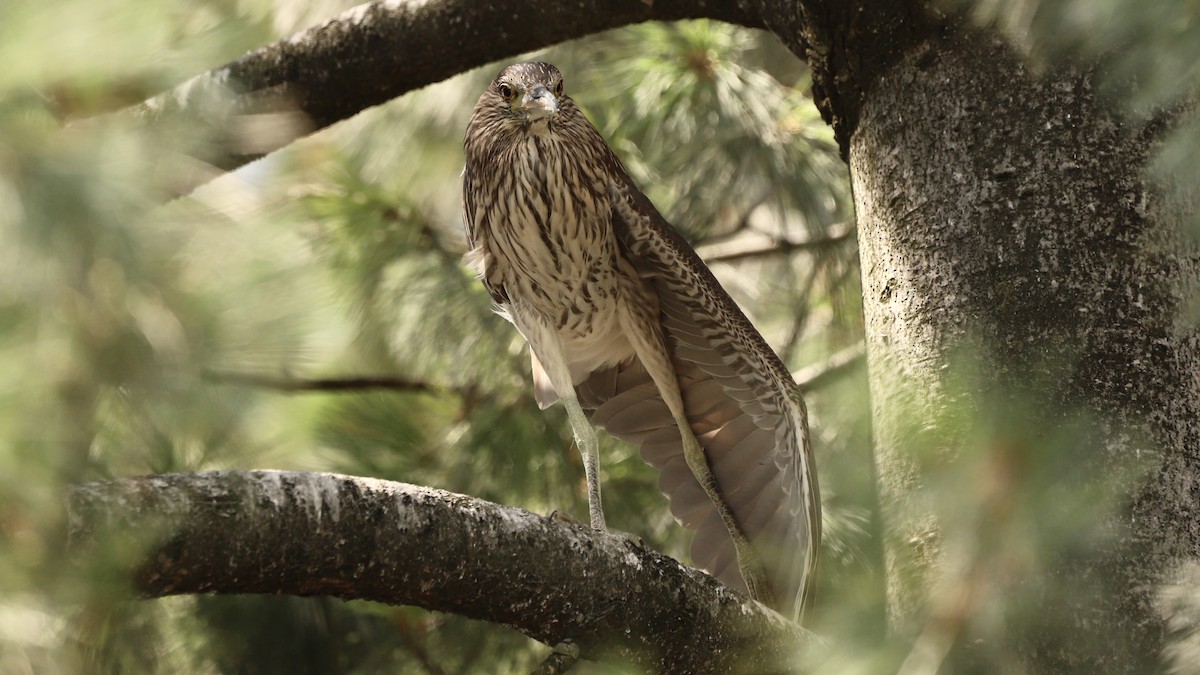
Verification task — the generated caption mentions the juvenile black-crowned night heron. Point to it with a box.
[462,61,819,620]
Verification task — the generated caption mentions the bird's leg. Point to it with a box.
[520,317,606,532]
[563,391,605,531]
[619,303,775,607]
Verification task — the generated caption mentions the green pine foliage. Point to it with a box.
[9,7,863,672]
[7,0,1194,672]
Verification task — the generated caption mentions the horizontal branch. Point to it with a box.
[68,471,811,672]
[204,370,440,394]
[697,224,856,264]
[134,0,760,194]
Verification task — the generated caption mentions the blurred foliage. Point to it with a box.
[1,0,1193,673]
[953,0,1200,244]
[0,3,861,672]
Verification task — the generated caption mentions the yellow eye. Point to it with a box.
[554,80,564,96]
[497,82,514,100]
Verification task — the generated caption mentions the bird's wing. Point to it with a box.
[462,163,507,304]
[462,162,483,249]
[577,169,820,620]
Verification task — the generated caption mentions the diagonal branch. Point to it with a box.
[134,0,761,195]
[68,471,812,673]
[794,342,866,392]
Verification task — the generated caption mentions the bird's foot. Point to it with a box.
[552,640,580,658]
[547,509,582,526]
[531,640,580,675]
[594,524,647,548]
[547,509,612,535]
[547,511,646,549]
[612,528,647,549]
[735,545,777,609]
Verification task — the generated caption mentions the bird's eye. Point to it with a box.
[497,82,514,100]
[554,79,564,96]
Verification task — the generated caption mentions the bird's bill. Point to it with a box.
[518,85,559,122]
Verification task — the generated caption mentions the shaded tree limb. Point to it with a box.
[68,471,812,673]
[135,0,761,195]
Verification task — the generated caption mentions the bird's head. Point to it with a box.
[481,62,566,129]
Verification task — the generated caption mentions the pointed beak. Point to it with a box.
[519,84,559,122]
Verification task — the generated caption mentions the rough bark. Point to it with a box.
[130,0,760,195]
[68,471,812,673]
[829,15,1199,675]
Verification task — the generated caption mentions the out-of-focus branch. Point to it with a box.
[794,343,866,392]
[697,223,855,264]
[68,471,812,673]
[204,370,441,394]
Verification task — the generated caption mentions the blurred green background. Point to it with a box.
[0,2,864,673]
[3,0,1197,672]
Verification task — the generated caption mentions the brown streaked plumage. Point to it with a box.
[462,61,819,620]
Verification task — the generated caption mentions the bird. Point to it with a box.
[462,61,819,620]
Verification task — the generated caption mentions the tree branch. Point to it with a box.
[696,224,855,264]
[68,471,811,673]
[204,370,440,394]
[794,343,866,392]
[134,0,761,195]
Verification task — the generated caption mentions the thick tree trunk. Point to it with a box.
[843,23,1200,673]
